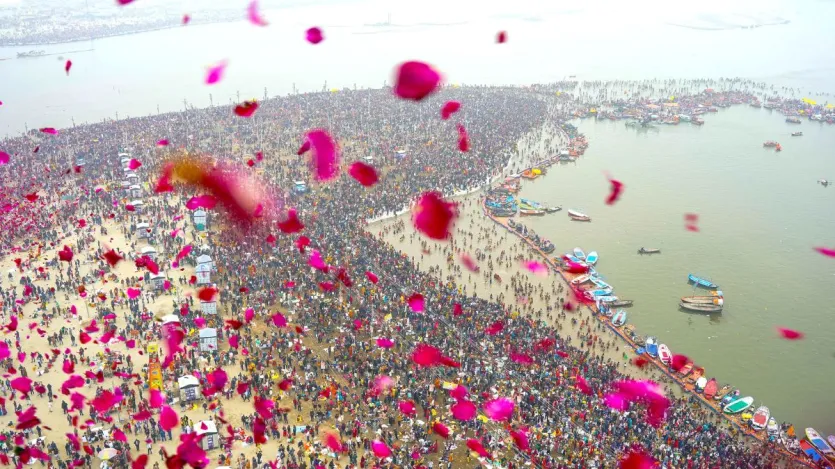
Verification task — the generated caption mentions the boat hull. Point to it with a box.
[679,302,723,313]
[724,397,754,414]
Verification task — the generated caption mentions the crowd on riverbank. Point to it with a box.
[0,84,814,469]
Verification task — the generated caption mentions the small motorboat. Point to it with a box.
[688,274,718,289]
[792,131,803,136]
[763,140,778,147]
[645,337,658,357]
[799,440,827,466]
[590,287,613,297]
[520,209,546,216]
[750,406,770,431]
[596,295,618,303]
[608,299,633,307]
[679,302,723,313]
[658,344,672,365]
[695,377,707,392]
[545,206,562,213]
[585,251,598,265]
[677,361,693,377]
[715,384,733,400]
[819,179,830,187]
[766,418,779,435]
[573,247,586,260]
[568,209,591,222]
[571,274,592,285]
[806,428,835,459]
[638,247,661,254]
[611,309,627,327]
[720,390,739,407]
[723,396,754,414]
[703,378,718,399]
[590,278,611,290]
[681,296,724,306]
[786,116,802,124]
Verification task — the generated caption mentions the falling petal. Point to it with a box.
[440,100,461,120]
[605,392,630,411]
[0,151,10,165]
[451,400,477,420]
[65,60,72,75]
[459,253,479,272]
[398,400,416,416]
[411,344,441,367]
[670,354,689,372]
[485,321,503,335]
[393,61,441,101]
[496,31,507,43]
[619,446,658,469]
[407,293,425,312]
[457,124,470,152]
[432,421,450,439]
[509,352,533,365]
[40,127,58,135]
[370,440,391,458]
[813,247,835,257]
[510,428,529,450]
[234,100,259,117]
[413,191,456,240]
[348,161,379,186]
[777,327,804,340]
[306,27,324,44]
[375,337,394,349]
[246,0,269,26]
[466,439,491,459]
[277,208,304,233]
[160,406,178,431]
[323,433,344,453]
[453,303,463,316]
[305,129,339,181]
[523,260,549,276]
[606,177,625,205]
[182,14,190,24]
[575,375,592,395]
[482,397,514,421]
[365,271,379,284]
[205,60,228,85]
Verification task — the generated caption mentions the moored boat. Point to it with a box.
[723,396,754,414]
[571,274,591,285]
[688,274,718,289]
[677,361,693,377]
[585,251,598,265]
[786,116,802,124]
[806,428,835,459]
[695,377,707,392]
[608,299,633,307]
[568,209,591,222]
[800,440,827,466]
[611,309,627,327]
[763,140,779,147]
[750,406,770,431]
[545,206,562,213]
[681,296,724,305]
[766,418,779,435]
[715,385,732,400]
[658,344,672,365]
[792,131,803,136]
[573,248,586,259]
[720,390,739,407]
[638,247,661,254]
[645,337,658,357]
[679,302,723,313]
[520,208,546,216]
[703,378,718,399]
[687,366,704,383]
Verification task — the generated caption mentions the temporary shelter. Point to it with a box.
[149,273,167,290]
[129,185,142,198]
[195,264,212,285]
[196,254,214,271]
[177,375,201,402]
[198,328,218,352]
[139,246,157,261]
[136,222,150,239]
[200,298,218,315]
[193,209,207,231]
[195,420,219,450]
[161,314,180,326]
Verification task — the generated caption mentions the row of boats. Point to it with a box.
[507,219,555,254]
[680,274,724,313]
[485,185,562,218]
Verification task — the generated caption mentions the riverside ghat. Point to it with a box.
[481,114,834,468]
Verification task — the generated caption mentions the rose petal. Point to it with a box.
[234,100,259,117]
[305,27,324,44]
[496,31,507,43]
[813,246,835,257]
[440,100,461,120]
[407,293,425,312]
[128,158,142,170]
[523,260,549,276]
[432,421,450,439]
[482,397,514,421]
[305,129,339,181]
[246,0,269,26]
[64,60,72,75]
[413,191,456,240]
[205,60,228,85]
[348,162,379,186]
[411,344,441,367]
[375,338,394,349]
[393,61,441,101]
[606,177,625,205]
[451,400,477,420]
[776,327,804,340]
[370,440,391,458]
[457,124,470,152]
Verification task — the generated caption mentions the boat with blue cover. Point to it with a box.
[806,428,835,460]
[612,309,627,326]
[688,274,718,289]
[590,287,613,297]
[585,251,598,265]
[596,295,618,303]
[645,337,658,356]
[573,248,586,259]
[564,254,584,264]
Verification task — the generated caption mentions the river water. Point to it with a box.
[1,0,834,434]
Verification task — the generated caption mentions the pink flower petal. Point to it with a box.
[777,327,804,340]
[398,400,416,416]
[305,129,339,181]
[575,375,592,395]
[483,397,514,421]
[246,0,269,26]
[365,271,379,284]
[40,127,58,135]
[306,27,324,44]
[411,344,441,367]
[509,352,533,365]
[182,14,190,24]
[496,31,507,43]
[371,440,391,458]
[205,60,228,85]
[441,100,461,120]
[619,446,658,469]
[510,428,529,450]
[485,321,503,335]
[459,253,479,272]
[371,375,394,395]
[604,392,630,411]
[186,194,217,210]
[271,313,288,328]
[466,439,491,459]
[670,354,689,372]
[128,158,142,170]
[64,60,72,75]
[413,191,456,240]
[160,405,178,431]
[254,396,275,419]
[376,337,394,349]
[606,177,625,205]
[234,100,259,117]
[0,151,10,165]
[348,161,379,186]
[457,124,470,152]
[126,288,141,300]
[407,293,425,312]
[813,246,835,257]
[451,400,477,420]
[453,303,463,316]
[278,208,305,233]
[323,433,345,453]
[432,421,450,438]
[393,61,441,101]
[523,260,549,276]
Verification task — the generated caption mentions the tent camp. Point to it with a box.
[177,375,201,402]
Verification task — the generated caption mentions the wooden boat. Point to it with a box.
[679,302,723,313]
[571,274,591,285]
[545,206,562,213]
[715,384,733,400]
[658,344,672,365]
[766,418,779,435]
[681,296,724,306]
[720,390,739,407]
[645,337,658,357]
[573,248,586,260]
[590,288,613,298]
[585,251,598,265]
[806,428,835,459]
[695,377,707,392]
[638,247,661,254]
[568,209,591,222]
[520,208,546,216]
[782,435,801,454]
[687,366,704,383]
[800,441,827,466]
[703,378,718,398]
[723,396,754,414]
[688,274,718,289]
[830,436,835,453]
[596,295,618,303]
[564,254,584,264]
[792,131,803,136]
[750,406,770,431]
[677,361,693,377]
[611,309,627,327]
[608,299,633,307]
[590,278,611,290]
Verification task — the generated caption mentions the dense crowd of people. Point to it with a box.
[0,83,814,469]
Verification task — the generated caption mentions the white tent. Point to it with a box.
[193,209,208,230]
[195,264,212,285]
[199,244,212,253]
[200,299,217,315]
[129,184,142,198]
[129,199,144,213]
[150,273,167,290]
[177,375,201,402]
[161,314,180,325]
[194,420,218,450]
[136,222,150,239]
[198,328,218,352]
[126,172,139,184]
[139,246,157,260]
[196,254,214,271]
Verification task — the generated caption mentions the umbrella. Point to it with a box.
[98,448,119,461]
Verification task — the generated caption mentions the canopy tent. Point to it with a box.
[293,181,307,194]
[136,222,150,239]
[128,185,142,198]
[198,328,218,352]
[196,254,214,271]
[139,246,157,259]
[195,420,219,450]
[149,273,167,290]
[177,375,201,402]
[195,263,212,285]
[193,209,208,231]
[161,314,180,325]
[200,298,217,315]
